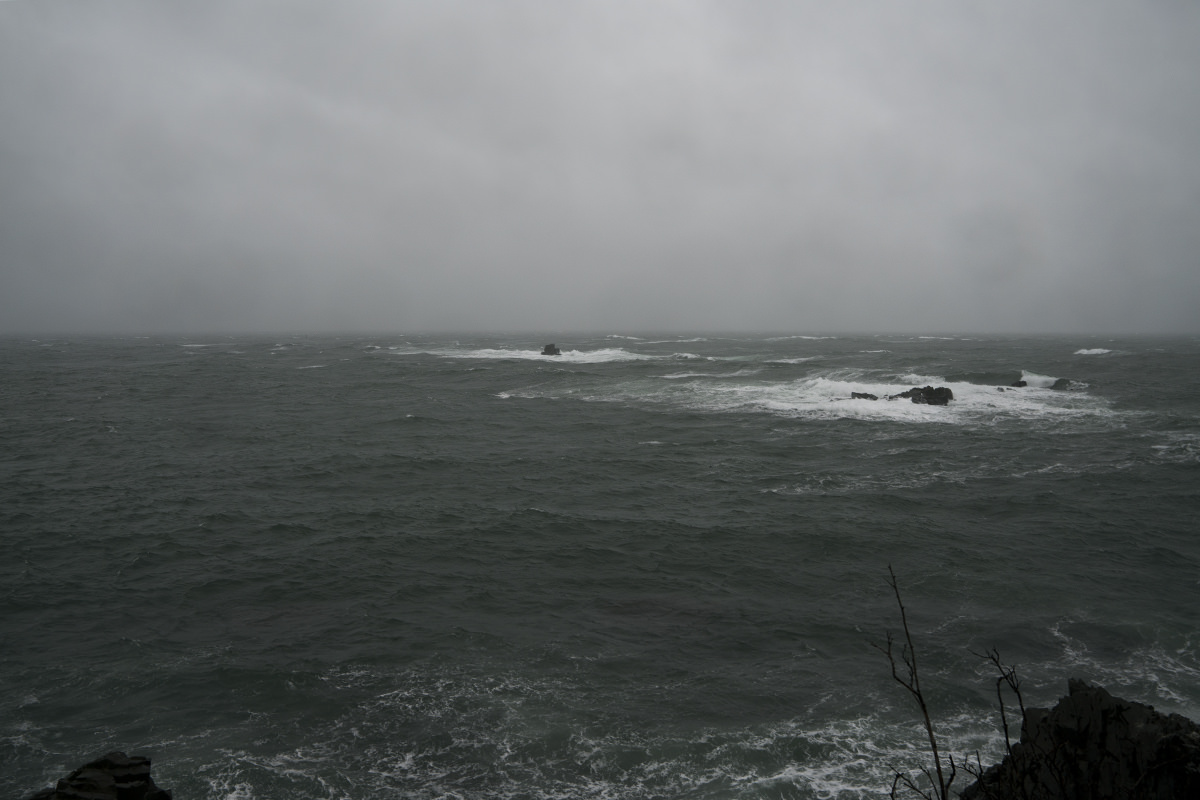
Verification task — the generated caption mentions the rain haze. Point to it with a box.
[2,0,1198,335]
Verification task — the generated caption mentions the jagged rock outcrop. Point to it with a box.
[960,680,1200,800]
[26,752,171,800]
[888,386,954,405]
[541,343,561,355]
[850,387,953,404]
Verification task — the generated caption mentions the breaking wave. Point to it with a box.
[501,370,1115,426]
[388,346,657,363]
[190,664,1003,800]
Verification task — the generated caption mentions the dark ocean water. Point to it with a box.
[2,333,1198,799]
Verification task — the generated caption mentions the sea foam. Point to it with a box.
[508,368,1117,428]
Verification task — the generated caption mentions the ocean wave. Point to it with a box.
[1074,348,1112,355]
[502,371,1116,428]
[888,373,946,385]
[660,371,712,380]
[1020,370,1076,390]
[188,665,1004,800]
[660,369,761,380]
[1045,620,1200,717]
[767,469,973,495]
[1151,432,1200,464]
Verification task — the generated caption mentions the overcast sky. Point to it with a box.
[2,0,1198,334]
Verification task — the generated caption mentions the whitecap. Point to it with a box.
[660,369,760,379]
[510,369,1117,428]
[890,372,946,385]
[1047,620,1200,716]
[1020,370,1061,388]
[1151,432,1200,464]
[1074,348,1112,355]
[392,346,656,363]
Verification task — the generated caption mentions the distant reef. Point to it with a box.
[961,679,1200,800]
[26,752,171,800]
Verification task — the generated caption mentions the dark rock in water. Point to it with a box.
[851,392,879,401]
[26,752,172,800]
[960,680,1200,800]
[886,386,953,405]
[1011,380,1027,387]
[541,343,561,355]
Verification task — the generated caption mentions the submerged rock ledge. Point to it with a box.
[960,679,1200,800]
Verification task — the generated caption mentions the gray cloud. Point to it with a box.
[2,0,1198,334]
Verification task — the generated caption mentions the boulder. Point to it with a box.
[960,680,1200,800]
[851,392,879,401]
[541,344,561,355]
[886,386,953,405]
[26,752,171,800]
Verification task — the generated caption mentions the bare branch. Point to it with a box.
[876,566,951,800]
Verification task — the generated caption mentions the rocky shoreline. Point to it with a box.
[24,681,1200,800]
[960,679,1200,799]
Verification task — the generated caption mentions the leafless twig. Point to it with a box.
[872,566,954,800]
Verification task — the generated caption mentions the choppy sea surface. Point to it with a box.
[2,333,1198,799]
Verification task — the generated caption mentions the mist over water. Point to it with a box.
[3,1,1200,335]
[2,334,1198,799]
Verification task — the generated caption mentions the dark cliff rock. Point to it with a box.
[26,752,171,800]
[960,680,1200,800]
[851,391,879,401]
